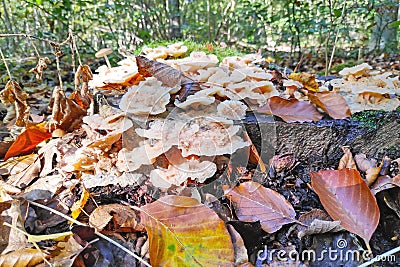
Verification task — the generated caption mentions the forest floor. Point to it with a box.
[0,41,399,267]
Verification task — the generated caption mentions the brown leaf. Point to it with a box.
[49,86,87,132]
[0,248,47,267]
[308,91,351,119]
[224,181,297,233]
[297,209,344,239]
[370,175,400,195]
[140,195,234,266]
[310,169,380,243]
[227,225,248,266]
[29,57,50,80]
[136,56,182,88]
[89,204,144,233]
[365,166,381,186]
[0,80,29,126]
[259,96,322,123]
[338,146,356,170]
[354,153,377,172]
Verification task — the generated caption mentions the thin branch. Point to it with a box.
[0,47,12,79]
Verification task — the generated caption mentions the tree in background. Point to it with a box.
[368,0,399,52]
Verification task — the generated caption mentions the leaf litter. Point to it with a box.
[0,41,399,266]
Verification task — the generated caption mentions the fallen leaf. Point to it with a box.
[49,86,88,132]
[0,80,29,126]
[0,248,48,267]
[308,91,351,119]
[224,181,297,233]
[89,204,145,233]
[259,96,322,123]
[136,56,183,88]
[297,209,344,239]
[4,123,52,160]
[338,146,356,170]
[288,72,319,92]
[310,168,380,244]
[140,195,234,266]
[366,166,381,186]
[227,225,248,266]
[71,187,90,221]
[370,175,400,195]
[29,57,50,80]
[354,153,377,172]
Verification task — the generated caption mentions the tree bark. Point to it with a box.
[169,0,182,39]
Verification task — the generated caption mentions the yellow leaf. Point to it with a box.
[140,196,234,267]
[288,72,319,92]
[27,231,73,243]
[70,187,90,221]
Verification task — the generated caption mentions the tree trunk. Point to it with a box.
[369,0,399,52]
[168,0,182,39]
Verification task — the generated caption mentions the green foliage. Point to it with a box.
[135,40,244,61]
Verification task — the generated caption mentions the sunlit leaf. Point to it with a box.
[140,195,234,266]
[0,248,47,267]
[70,187,90,221]
[288,72,319,92]
[308,91,351,119]
[4,124,52,160]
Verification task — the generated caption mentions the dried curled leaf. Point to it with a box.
[224,181,297,233]
[338,146,356,170]
[288,72,319,92]
[140,195,234,266]
[310,169,380,243]
[354,153,377,172]
[49,86,88,132]
[0,248,47,267]
[308,91,351,119]
[0,80,29,126]
[370,174,400,195]
[297,209,344,239]
[29,57,50,80]
[259,96,322,123]
[89,204,144,232]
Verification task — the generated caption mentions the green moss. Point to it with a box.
[134,40,244,61]
[330,60,362,74]
[352,110,392,129]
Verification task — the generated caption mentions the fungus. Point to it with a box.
[119,77,176,115]
[150,158,217,188]
[95,48,113,69]
[339,63,372,78]
[217,100,247,120]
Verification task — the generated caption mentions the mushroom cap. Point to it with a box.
[95,48,113,58]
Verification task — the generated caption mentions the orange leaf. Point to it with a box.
[288,72,319,92]
[224,181,297,233]
[308,91,351,119]
[4,124,52,160]
[310,169,380,243]
[259,96,322,122]
[140,195,234,266]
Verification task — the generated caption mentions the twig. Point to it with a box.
[358,245,400,267]
[0,47,12,79]
[327,4,347,74]
[29,36,41,58]
[28,200,151,267]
